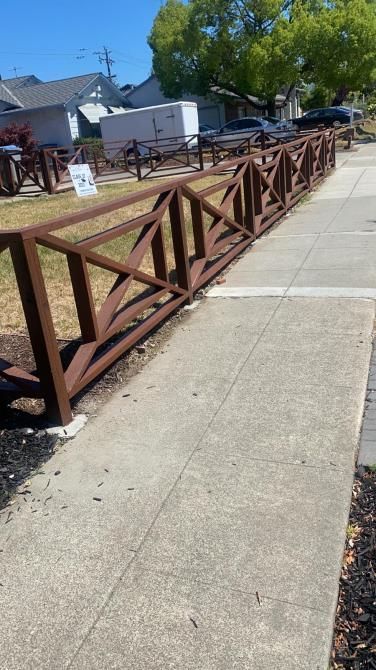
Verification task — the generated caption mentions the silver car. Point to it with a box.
[213,116,293,150]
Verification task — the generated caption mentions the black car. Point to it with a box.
[291,107,363,130]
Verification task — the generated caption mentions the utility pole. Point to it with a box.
[94,46,116,83]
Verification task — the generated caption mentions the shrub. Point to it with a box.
[0,122,37,156]
[366,93,376,118]
[72,136,104,160]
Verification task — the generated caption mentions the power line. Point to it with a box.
[116,58,147,70]
[112,49,150,65]
[0,50,89,57]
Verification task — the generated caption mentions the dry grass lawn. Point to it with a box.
[0,175,228,339]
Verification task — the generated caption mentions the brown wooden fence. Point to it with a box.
[0,130,335,425]
[0,151,47,196]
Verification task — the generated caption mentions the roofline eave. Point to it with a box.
[0,103,65,115]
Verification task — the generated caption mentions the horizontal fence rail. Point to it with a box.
[0,130,335,424]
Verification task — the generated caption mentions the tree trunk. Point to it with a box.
[331,86,349,106]
[267,99,276,116]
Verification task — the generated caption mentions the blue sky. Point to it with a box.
[0,0,165,86]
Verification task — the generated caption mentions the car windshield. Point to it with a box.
[304,110,321,118]
[263,116,280,125]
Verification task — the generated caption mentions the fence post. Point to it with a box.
[320,132,327,176]
[93,150,100,177]
[303,139,313,189]
[169,187,193,303]
[278,146,287,210]
[197,134,204,171]
[10,238,72,425]
[284,146,293,208]
[3,155,16,195]
[133,139,142,181]
[332,130,336,168]
[243,159,256,237]
[51,150,60,187]
[261,130,267,165]
[39,150,54,195]
[81,144,88,164]
[211,139,216,166]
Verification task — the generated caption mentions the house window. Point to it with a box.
[238,105,247,118]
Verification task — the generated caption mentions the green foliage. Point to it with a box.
[72,136,104,160]
[149,0,376,111]
[367,92,376,118]
[301,86,331,111]
[295,0,376,103]
[149,0,301,112]
[72,136,103,149]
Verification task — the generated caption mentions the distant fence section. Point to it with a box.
[0,125,341,196]
[0,129,335,424]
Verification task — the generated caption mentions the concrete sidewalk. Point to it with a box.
[1,145,376,670]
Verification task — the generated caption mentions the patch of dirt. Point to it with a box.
[331,467,376,669]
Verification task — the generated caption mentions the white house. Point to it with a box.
[123,75,301,128]
[0,73,130,147]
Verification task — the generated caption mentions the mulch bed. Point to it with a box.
[331,467,376,669]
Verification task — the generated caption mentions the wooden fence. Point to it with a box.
[0,126,334,196]
[0,130,335,424]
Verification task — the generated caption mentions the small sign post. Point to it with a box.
[68,164,97,197]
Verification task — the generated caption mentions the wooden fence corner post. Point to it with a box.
[10,238,72,426]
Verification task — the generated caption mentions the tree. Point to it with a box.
[300,85,331,111]
[149,0,376,115]
[0,122,37,156]
[296,0,376,106]
[148,0,301,116]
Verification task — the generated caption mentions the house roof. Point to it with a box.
[0,72,130,113]
[0,83,21,107]
[9,73,102,110]
[1,75,42,90]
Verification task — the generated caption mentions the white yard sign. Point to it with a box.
[68,164,97,197]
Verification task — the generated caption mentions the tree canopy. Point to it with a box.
[148,0,376,114]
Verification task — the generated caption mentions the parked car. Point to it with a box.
[199,123,216,136]
[291,107,363,130]
[263,116,292,129]
[212,116,293,149]
[198,123,217,147]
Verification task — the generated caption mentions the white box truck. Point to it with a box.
[99,101,199,158]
